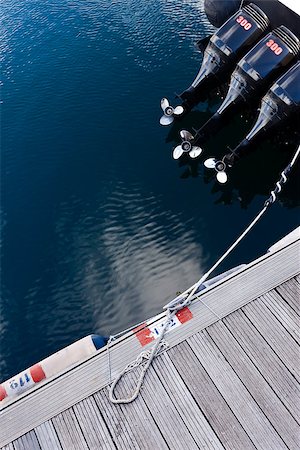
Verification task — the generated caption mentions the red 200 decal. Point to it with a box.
[236,15,252,30]
[266,39,283,55]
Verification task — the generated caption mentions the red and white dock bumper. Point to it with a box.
[0,335,105,403]
[133,306,193,346]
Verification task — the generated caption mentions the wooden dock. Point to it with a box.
[1,229,299,449]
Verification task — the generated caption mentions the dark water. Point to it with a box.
[1,0,299,381]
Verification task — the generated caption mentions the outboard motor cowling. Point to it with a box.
[160,3,269,126]
[174,26,300,160]
[225,61,300,163]
[204,61,300,183]
[181,3,269,103]
[217,25,300,116]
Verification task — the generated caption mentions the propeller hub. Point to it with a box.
[165,106,174,116]
[215,161,226,172]
[182,141,192,152]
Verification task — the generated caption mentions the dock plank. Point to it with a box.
[153,353,224,450]
[35,421,62,450]
[276,278,300,313]
[73,397,117,450]
[169,341,256,450]
[261,290,299,343]
[207,320,300,450]
[188,330,287,450]
[94,373,168,450]
[52,409,89,450]
[13,431,41,450]
[223,310,300,422]
[1,444,14,450]
[139,364,201,449]
[287,277,300,291]
[242,299,299,380]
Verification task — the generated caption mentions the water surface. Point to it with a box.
[1,0,299,381]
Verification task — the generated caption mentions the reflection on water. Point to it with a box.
[0,0,299,381]
[51,183,206,338]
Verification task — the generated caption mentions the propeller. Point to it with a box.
[204,158,217,169]
[172,129,203,160]
[204,158,228,184]
[160,98,184,126]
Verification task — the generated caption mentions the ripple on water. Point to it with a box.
[2,0,297,382]
[45,181,207,337]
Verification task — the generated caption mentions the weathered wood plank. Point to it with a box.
[140,363,201,449]
[188,331,288,450]
[35,421,62,450]
[0,444,14,450]
[13,431,41,450]
[223,310,300,422]
[52,409,89,450]
[94,373,168,450]
[276,278,300,313]
[242,299,299,381]
[153,353,224,450]
[207,320,300,450]
[169,341,256,450]
[288,277,300,290]
[261,290,299,343]
[73,396,116,450]
[295,274,300,284]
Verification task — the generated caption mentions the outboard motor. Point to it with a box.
[160,3,269,125]
[173,25,300,160]
[204,61,300,183]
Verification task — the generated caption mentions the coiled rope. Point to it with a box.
[108,145,300,404]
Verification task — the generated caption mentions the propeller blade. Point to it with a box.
[216,171,228,184]
[173,145,184,160]
[189,147,202,159]
[204,158,217,169]
[180,130,194,141]
[173,105,184,116]
[160,115,174,126]
[161,98,169,111]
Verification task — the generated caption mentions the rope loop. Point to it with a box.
[108,338,169,404]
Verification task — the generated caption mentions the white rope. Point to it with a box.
[290,145,300,166]
[197,296,223,321]
[108,145,300,404]
[108,323,171,404]
[106,316,162,384]
[166,206,267,312]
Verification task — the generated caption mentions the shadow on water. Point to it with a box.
[165,108,300,209]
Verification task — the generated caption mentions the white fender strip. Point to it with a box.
[0,335,105,402]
